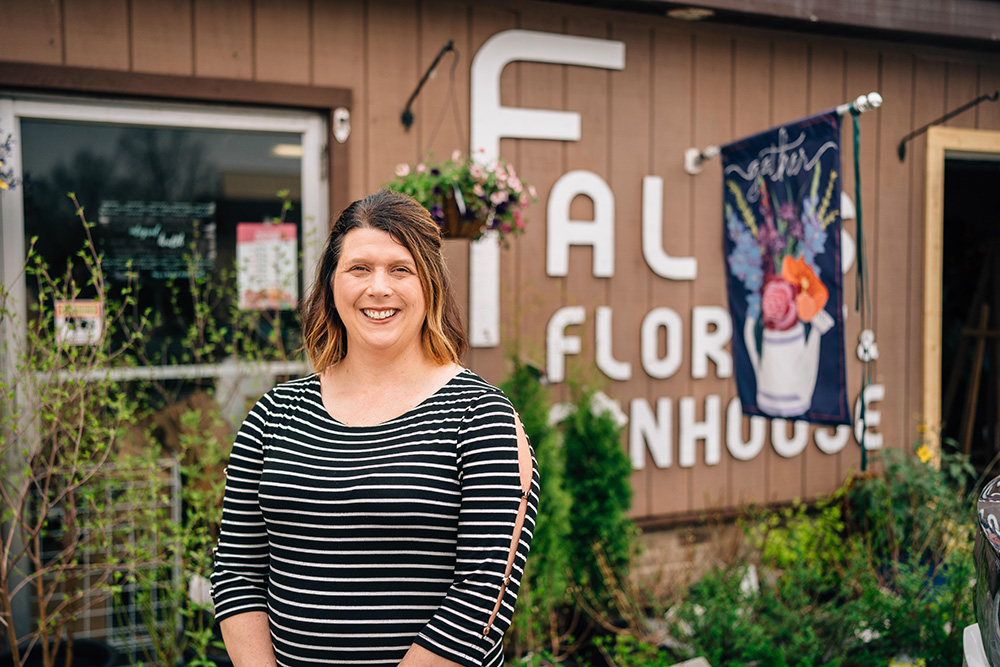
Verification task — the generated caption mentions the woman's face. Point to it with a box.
[332,227,427,359]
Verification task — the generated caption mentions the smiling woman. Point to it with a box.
[210,189,539,667]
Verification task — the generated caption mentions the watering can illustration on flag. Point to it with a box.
[744,308,834,418]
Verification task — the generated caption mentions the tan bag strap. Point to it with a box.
[482,420,533,637]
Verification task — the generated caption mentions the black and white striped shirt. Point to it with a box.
[211,369,539,667]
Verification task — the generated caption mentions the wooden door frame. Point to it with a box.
[923,126,1000,461]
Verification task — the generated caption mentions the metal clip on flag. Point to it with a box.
[683,92,883,175]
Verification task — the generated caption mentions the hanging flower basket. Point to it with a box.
[385,150,536,245]
[440,189,482,240]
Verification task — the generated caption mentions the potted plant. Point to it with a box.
[385,150,535,245]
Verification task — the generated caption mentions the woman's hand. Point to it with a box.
[219,611,278,667]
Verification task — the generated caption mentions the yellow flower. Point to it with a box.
[917,444,932,463]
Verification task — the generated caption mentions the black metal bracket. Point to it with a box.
[401,40,456,132]
[897,90,999,161]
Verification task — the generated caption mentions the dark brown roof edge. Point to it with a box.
[0,62,351,111]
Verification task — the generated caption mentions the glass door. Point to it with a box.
[0,92,329,655]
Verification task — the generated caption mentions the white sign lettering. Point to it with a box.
[642,175,697,280]
[546,170,616,278]
[631,388,884,469]
[469,29,626,347]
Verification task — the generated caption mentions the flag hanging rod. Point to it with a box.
[683,91,883,175]
[896,90,999,161]
[401,40,456,131]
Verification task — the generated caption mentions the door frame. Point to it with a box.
[0,61,351,220]
[923,126,1000,461]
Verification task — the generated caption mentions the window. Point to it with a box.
[0,95,327,380]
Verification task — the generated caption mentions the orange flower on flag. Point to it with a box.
[781,255,828,322]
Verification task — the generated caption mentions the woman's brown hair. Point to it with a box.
[301,189,467,371]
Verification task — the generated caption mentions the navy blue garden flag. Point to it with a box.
[721,110,851,426]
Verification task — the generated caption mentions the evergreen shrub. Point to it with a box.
[501,360,572,659]
[560,388,636,615]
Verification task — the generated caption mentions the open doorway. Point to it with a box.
[925,126,1000,469]
[941,157,1000,470]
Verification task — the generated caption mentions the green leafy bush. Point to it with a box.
[0,193,301,666]
[843,444,977,667]
[844,444,974,566]
[662,443,977,667]
[594,634,672,667]
[0,198,151,667]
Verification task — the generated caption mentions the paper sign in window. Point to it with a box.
[55,299,104,346]
[236,223,298,311]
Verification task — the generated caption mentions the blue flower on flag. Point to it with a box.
[800,196,828,274]
[726,206,763,320]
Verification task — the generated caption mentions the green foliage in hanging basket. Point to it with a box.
[384,150,536,245]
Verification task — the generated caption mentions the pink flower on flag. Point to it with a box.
[761,276,798,330]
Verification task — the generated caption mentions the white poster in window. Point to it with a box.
[55,299,103,345]
[236,223,298,310]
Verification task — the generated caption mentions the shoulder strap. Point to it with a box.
[482,417,533,637]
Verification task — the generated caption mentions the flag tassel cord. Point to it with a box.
[683,91,883,176]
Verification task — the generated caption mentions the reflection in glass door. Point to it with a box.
[1,97,327,376]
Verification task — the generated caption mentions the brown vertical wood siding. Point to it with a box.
[3,0,1000,522]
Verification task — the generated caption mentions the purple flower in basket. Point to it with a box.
[428,202,444,224]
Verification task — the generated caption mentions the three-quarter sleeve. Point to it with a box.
[210,391,274,622]
[415,390,540,667]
